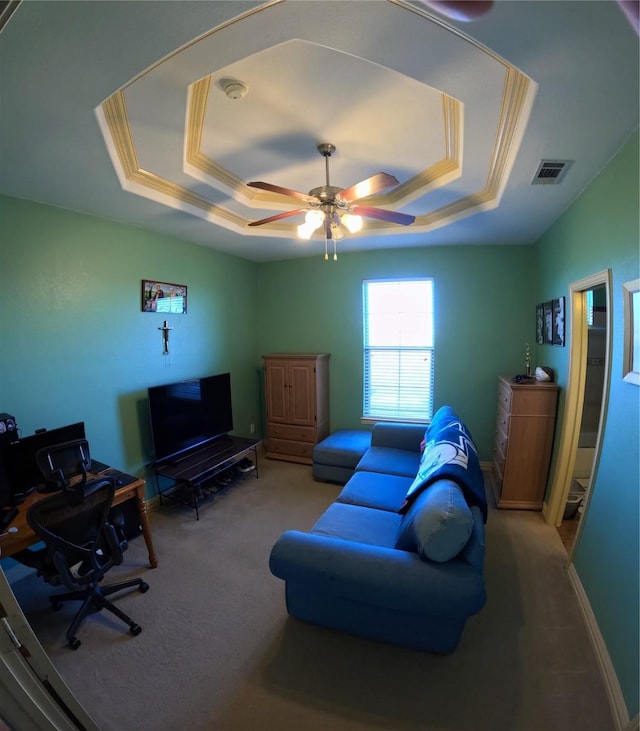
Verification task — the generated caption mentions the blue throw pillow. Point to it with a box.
[395,479,474,562]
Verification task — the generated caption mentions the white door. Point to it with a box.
[0,565,99,731]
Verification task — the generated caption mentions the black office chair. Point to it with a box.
[26,439,149,649]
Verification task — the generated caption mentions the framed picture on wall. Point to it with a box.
[142,280,187,313]
[543,301,553,344]
[536,304,544,344]
[552,297,565,346]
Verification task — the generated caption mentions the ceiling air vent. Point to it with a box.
[532,160,572,185]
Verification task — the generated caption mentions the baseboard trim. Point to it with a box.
[145,494,161,512]
[567,563,631,730]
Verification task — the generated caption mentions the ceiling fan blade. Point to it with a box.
[338,172,400,203]
[247,209,307,227]
[350,205,415,226]
[247,181,318,204]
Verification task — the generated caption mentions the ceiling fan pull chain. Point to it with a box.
[324,235,329,261]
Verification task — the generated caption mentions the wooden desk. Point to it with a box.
[0,476,158,569]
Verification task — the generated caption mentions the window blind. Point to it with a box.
[363,279,434,421]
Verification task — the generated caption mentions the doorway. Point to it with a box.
[544,270,612,559]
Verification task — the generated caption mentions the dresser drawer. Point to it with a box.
[511,388,558,416]
[267,438,315,459]
[497,379,512,413]
[495,403,510,436]
[268,423,316,443]
[494,424,508,458]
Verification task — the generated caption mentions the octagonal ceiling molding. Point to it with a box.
[183,68,463,212]
[95,0,537,240]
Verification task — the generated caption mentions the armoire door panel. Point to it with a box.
[265,362,289,422]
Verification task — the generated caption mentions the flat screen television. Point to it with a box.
[148,372,233,465]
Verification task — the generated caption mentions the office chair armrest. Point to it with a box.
[51,549,84,589]
[109,508,128,550]
[104,522,124,566]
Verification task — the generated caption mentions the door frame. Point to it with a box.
[543,269,612,545]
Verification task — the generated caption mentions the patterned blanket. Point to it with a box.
[400,406,487,521]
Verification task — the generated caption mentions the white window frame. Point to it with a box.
[362,278,434,424]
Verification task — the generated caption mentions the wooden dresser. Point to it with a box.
[492,375,559,510]
[262,354,330,464]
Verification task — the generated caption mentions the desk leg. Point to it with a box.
[135,484,158,568]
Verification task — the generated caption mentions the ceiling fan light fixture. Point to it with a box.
[249,142,414,258]
[297,208,324,239]
[342,213,363,234]
[297,222,315,240]
[305,209,324,228]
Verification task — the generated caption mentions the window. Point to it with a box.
[363,279,434,422]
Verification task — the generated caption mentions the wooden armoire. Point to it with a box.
[262,354,330,464]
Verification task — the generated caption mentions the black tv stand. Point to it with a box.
[153,435,260,519]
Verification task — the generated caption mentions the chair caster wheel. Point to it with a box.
[140,582,150,593]
[68,638,81,650]
[130,623,142,636]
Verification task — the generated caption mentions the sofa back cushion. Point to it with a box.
[395,479,474,562]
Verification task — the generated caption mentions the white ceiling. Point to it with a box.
[1,1,638,262]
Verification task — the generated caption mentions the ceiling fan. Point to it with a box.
[247,143,415,258]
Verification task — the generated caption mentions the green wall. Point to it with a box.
[0,196,261,487]
[534,130,639,718]
[256,245,536,460]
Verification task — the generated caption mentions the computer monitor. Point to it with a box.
[0,422,86,496]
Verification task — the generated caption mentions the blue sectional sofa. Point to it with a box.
[269,407,488,653]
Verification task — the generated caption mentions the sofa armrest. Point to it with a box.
[370,422,426,452]
[269,530,486,618]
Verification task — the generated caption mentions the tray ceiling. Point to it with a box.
[1,1,638,261]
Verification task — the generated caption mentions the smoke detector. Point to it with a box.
[221,79,248,100]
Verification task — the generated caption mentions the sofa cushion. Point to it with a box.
[312,463,355,485]
[313,430,372,469]
[311,502,402,549]
[395,479,474,562]
[370,422,426,451]
[355,446,420,478]
[336,471,413,512]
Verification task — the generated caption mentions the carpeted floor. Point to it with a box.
[9,453,614,731]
